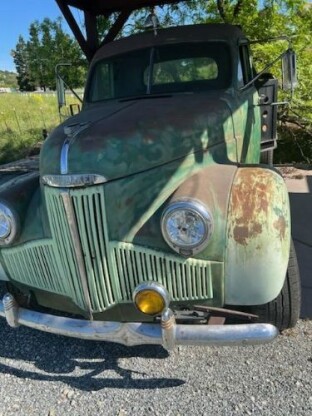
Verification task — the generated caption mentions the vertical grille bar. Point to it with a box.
[70,187,118,311]
[112,242,216,302]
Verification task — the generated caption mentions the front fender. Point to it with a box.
[225,167,290,305]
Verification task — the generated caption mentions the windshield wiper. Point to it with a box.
[119,94,172,102]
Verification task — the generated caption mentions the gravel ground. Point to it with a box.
[0,284,311,416]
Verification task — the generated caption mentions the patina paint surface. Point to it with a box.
[225,167,290,305]
[227,89,261,164]
[104,155,237,250]
[0,173,42,243]
[108,164,237,258]
[167,165,237,262]
[41,93,237,178]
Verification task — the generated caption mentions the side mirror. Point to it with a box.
[56,75,66,109]
[282,49,297,91]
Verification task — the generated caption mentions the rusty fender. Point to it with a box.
[168,164,238,263]
[225,167,290,305]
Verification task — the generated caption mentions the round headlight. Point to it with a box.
[161,199,213,256]
[0,203,18,246]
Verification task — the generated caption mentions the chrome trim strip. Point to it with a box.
[60,122,90,175]
[42,174,107,188]
[60,137,70,175]
[61,191,93,319]
[0,294,279,349]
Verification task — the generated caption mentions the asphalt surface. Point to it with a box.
[0,168,311,416]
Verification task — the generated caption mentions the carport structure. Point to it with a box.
[55,0,185,61]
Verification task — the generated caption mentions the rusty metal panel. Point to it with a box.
[225,167,291,305]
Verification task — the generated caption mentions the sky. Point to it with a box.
[1,1,312,72]
[0,0,74,72]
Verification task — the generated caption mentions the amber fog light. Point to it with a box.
[133,282,170,316]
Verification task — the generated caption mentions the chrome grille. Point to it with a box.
[113,242,214,302]
[1,185,221,313]
[2,240,67,295]
[71,190,116,310]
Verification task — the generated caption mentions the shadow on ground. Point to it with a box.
[0,314,184,391]
[289,176,312,319]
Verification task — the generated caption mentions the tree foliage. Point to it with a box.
[12,18,87,91]
[11,36,36,91]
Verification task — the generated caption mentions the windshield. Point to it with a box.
[88,42,231,102]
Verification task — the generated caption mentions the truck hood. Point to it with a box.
[41,93,235,179]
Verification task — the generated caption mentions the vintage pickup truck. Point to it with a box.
[0,0,300,350]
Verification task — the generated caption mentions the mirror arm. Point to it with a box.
[249,35,292,49]
[256,101,289,107]
[270,101,289,107]
[239,50,288,91]
[55,63,83,104]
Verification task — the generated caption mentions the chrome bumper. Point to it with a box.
[0,294,278,350]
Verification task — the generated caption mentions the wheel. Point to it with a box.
[245,240,301,331]
[260,149,274,165]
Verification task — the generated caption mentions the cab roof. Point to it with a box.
[93,24,245,62]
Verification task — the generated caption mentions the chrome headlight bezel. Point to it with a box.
[161,198,214,256]
[0,203,19,246]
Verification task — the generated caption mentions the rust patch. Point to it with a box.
[230,169,273,246]
[233,222,262,246]
[274,215,287,240]
[233,225,249,246]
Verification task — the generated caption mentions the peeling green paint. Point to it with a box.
[225,167,290,305]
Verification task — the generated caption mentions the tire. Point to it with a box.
[243,240,301,331]
[260,149,274,165]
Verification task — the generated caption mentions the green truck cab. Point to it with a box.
[0,1,300,350]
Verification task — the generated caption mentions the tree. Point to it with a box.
[11,36,36,91]
[12,18,87,91]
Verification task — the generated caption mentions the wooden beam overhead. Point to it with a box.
[55,0,186,60]
[55,0,94,61]
[61,0,183,15]
[101,10,133,45]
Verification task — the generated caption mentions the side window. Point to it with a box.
[90,63,114,101]
[239,44,253,86]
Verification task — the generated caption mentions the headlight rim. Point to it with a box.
[161,197,214,255]
[133,281,170,316]
[0,202,19,246]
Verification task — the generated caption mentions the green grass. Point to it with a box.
[0,93,78,165]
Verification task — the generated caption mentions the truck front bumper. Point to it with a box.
[0,293,278,350]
